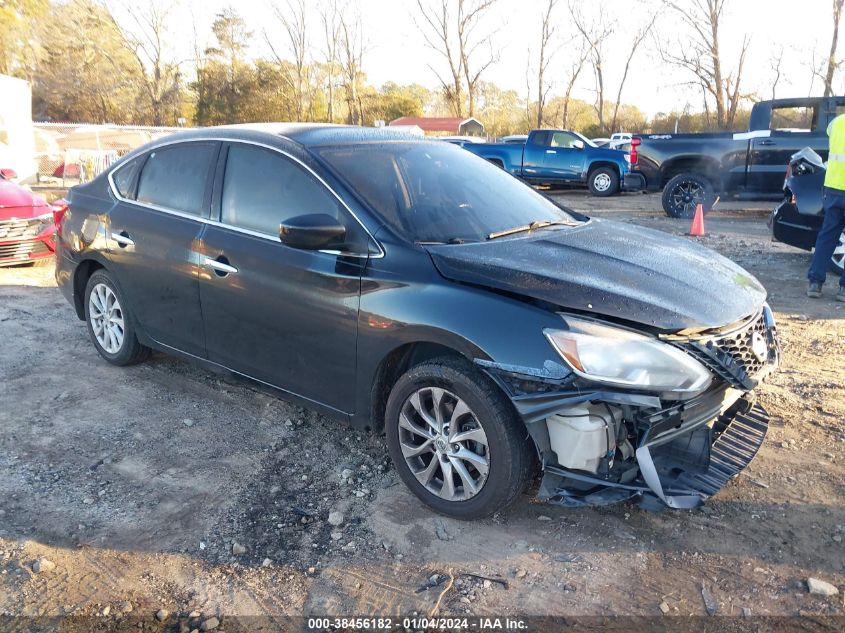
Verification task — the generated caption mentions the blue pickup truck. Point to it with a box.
[463,129,644,196]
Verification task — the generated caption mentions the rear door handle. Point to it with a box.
[203,256,238,276]
[110,231,134,247]
[758,139,776,146]
[545,149,557,154]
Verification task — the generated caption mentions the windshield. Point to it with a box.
[317,142,579,243]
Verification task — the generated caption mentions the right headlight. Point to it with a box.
[544,316,712,395]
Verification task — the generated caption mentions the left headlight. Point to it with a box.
[544,316,712,395]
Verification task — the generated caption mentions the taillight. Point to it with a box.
[51,199,69,236]
[630,137,641,166]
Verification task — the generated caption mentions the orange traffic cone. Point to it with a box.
[688,203,705,237]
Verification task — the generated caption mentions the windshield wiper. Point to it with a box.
[415,237,472,245]
[487,219,579,241]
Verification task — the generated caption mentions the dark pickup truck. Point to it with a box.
[632,97,845,217]
[464,129,644,196]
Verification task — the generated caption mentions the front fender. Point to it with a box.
[353,246,569,425]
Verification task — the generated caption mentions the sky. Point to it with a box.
[111,0,838,118]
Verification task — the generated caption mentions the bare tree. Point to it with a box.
[267,0,310,121]
[116,0,183,126]
[560,40,589,128]
[415,0,498,118]
[659,0,750,130]
[319,0,342,122]
[457,0,498,117]
[415,0,465,116]
[339,12,365,125]
[770,45,784,101]
[609,11,656,133]
[569,1,614,133]
[824,0,844,97]
[535,0,559,127]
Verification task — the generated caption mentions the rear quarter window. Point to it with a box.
[111,157,142,199]
[135,143,216,216]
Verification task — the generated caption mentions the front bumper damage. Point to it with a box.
[476,308,779,510]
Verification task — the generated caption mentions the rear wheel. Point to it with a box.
[84,269,150,366]
[588,166,619,197]
[662,172,716,218]
[830,230,845,275]
[385,358,536,519]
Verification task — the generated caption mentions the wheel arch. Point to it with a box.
[72,257,108,320]
[367,341,468,434]
[587,160,621,178]
[660,156,721,189]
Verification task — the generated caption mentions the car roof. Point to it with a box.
[148,123,431,149]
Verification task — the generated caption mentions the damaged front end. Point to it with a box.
[477,306,779,511]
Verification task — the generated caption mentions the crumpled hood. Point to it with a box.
[426,218,766,331]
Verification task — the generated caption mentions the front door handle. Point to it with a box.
[203,256,238,276]
[758,139,776,146]
[545,149,557,154]
[110,231,134,247]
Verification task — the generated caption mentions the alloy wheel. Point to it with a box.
[398,387,490,501]
[669,179,705,217]
[88,282,125,354]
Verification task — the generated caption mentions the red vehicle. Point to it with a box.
[0,169,59,266]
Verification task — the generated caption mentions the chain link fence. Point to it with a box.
[32,123,191,187]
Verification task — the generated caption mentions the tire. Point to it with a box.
[662,172,716,218]
[587,166,619,197]
[830,229,845,275]
[84,269,150,366]
[385,357,536,519]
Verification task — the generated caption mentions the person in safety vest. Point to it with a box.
[808,112,845,301]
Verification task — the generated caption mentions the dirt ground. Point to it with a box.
[1,191,844,631]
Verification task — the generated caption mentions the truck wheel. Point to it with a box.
[662,172,716,218]
[830,230,845,274]
[588,166,619,197]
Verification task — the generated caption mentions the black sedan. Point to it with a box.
[55,124,779,518]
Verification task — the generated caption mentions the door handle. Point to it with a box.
[758,139,776,146]
[110,231,134,247]
[545,149,557,154]
[203,256,238,276]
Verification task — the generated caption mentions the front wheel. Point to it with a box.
[84,269,150,366]
[588,166,620,197]
[385,358,536,520]
[662,172,716,218]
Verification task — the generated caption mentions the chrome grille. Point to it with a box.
[0,240,51,260]
[676,311,776,390]
[712,312,769,378]
[0,217,43,240]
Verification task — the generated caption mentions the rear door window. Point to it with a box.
[136,143,216,216]
[220,143,345,237]
[770,105,818,133]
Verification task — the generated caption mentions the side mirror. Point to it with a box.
[279,213,346,250]
[0,168,17,180]
[572,140,585,150]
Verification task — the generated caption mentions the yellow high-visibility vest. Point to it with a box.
[827,113,845,191]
